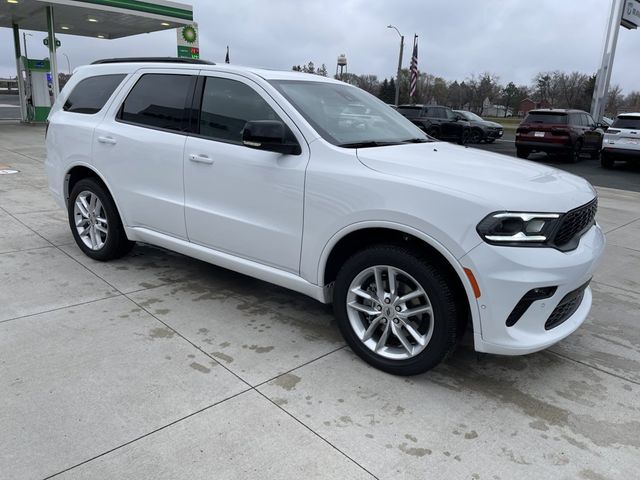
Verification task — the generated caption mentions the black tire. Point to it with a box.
[516,148,529,159]
[68,178,134,261]
[601,156,614,169]
[457,129,470,146]
[470,129,483,144]
[484,138,496,144]
[567,142,581,163]
[333,245,459,376]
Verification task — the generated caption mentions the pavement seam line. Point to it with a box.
[0,204,125,294]
[41,388,254,480]
[112,296,371,477]
[603,217,640,234]
[548,349,640,386]
[255,388,380,480]
[591,279,640,296]
[0,294,124,325]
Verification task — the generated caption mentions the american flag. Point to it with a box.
[409,35,418,101]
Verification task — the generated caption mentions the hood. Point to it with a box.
[356,142,596,212]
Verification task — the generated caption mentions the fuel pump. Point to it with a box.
[19,57,52,122]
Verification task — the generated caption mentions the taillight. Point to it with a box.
[517,126,530,134]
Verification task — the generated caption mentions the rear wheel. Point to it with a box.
[567,142,582,163]
[427,127,440,139]
[333,245,459,375]
[516,148,530,159]
[68,178,134,261]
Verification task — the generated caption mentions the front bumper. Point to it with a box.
[485,129,504,139]
[460,224,605,355]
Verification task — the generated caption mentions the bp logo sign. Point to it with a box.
[181,25,197,44]
[176,23,200,58]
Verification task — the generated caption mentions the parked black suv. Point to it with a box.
[454,110,504,143]
[397,104,471,145]
[515,109,604,162]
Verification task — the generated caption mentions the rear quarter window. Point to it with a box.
[524,113,568,124]
[118,73,194,132]
[63,74,126,114]
[397,108,421,119]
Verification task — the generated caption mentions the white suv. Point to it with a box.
[601,113,640,168]
[45,58,605,375]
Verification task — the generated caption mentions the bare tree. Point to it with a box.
[605,84,624,116]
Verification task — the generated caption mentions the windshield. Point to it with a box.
[612,117,640,129]
[524,112,567,124]
[456,111,483,122]
[270,80,429,147]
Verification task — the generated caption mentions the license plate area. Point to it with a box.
[534,131,545,137]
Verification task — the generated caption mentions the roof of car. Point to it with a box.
[527,109,586,114]
[397,104,448,108]
[77,58,344,84]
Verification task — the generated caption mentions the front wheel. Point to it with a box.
[333,245,459,375]
[516,148,530,159]
[601,156,614,169]
[470,129,483,144]
[457,130,470,146]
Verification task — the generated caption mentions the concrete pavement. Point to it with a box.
[1,123,639,479]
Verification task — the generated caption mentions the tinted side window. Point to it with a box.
[63,74,126,114]
[198,77,280,143]
[585,114,595,127]
[119,74,194,131]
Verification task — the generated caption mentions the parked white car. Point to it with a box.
[45,58,605,375]
[601,113,640,168]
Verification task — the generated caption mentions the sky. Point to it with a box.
[1,0,638,93]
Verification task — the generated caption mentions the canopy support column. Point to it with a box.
[46,6,60,101]
[12,23,27,122]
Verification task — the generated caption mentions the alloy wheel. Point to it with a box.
[346,265,434,360]
[73,191,108,250]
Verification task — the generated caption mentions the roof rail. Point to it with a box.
[91,57,214,65]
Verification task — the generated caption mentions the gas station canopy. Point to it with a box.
[1,0,195,122]
[0,0,193,38]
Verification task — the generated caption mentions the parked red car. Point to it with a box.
[515,109,604,162]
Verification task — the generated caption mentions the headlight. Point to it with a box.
[477,212,561,246]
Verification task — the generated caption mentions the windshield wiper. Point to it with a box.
[338,141,403,149]
[400,138,430,143]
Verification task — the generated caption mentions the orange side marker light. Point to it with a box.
[464,268,481,299]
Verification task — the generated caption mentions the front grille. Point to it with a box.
[544,280,590,330]
[552,198,597,250]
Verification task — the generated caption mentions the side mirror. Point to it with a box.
[242,120,301,155]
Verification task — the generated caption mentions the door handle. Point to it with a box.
[188,153,214,165]
[97,136,117,145]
